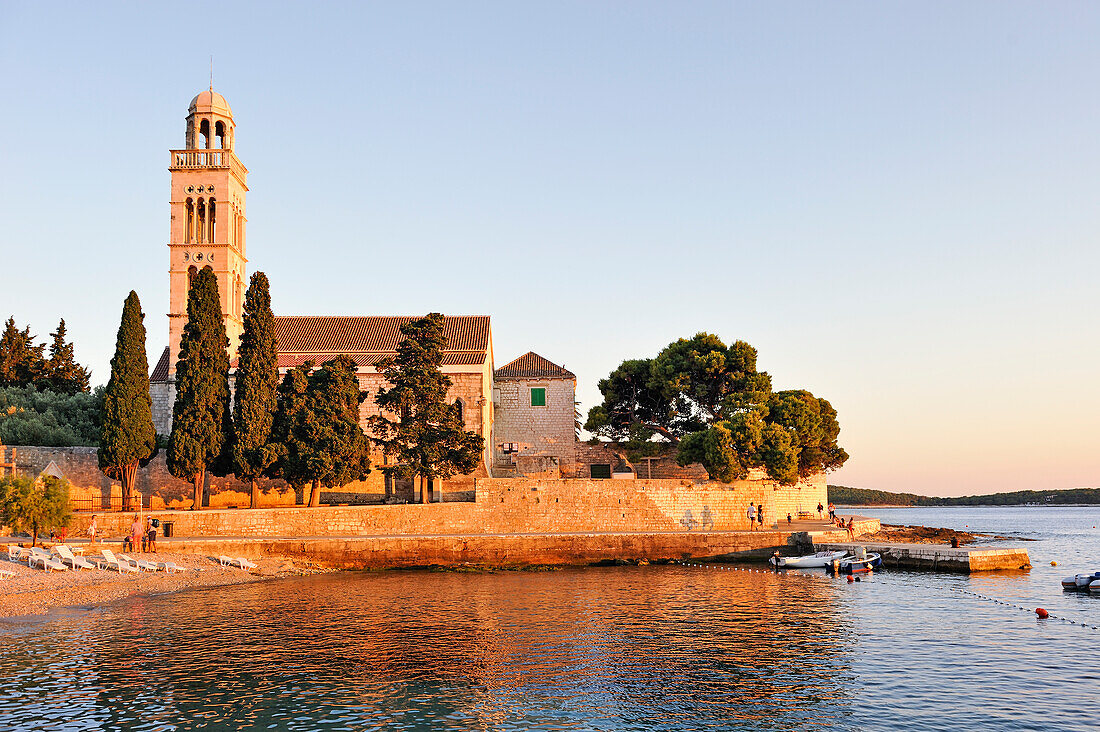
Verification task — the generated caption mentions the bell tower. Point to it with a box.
[166,88,248,377]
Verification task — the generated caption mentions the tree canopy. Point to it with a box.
[372,313,484,502]
[231,272,281,507]
[0,385,103,446]
[0,316,90,393]
[587,333,847,485]
[272,356,371,506]
[99,292,157,511]
[0,474,71,546]
[46,320,91,394]
[167,268,232,509]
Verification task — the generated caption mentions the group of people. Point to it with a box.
[746,502,769,530]
[85,514,159,553]
[750,500,850,537]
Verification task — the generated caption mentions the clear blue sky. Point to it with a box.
[1,2,1097,496]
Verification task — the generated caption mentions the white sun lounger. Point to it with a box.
[158,561,185,573]
[53,545,96,571]
[218,555,257,570]
[98,549,139,573]
[0,568,15,579]
[7,545,27,562]
[28,552,67,571]
[119,554,158,572]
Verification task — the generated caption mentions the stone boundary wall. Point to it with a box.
[64,473,829,540]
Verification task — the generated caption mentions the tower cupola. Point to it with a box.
[186,89,235,150]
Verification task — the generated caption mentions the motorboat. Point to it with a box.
[769,550,848,568]
[829,547,882,574]
[1060,572,1100,591]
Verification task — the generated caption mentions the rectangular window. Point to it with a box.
[590,464,612,479]
[530,387,546,407]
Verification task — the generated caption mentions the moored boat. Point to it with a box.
[1061,572,1100,591]
[770,550,848,568]
[829,547,882,574]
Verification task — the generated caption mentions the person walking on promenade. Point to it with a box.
[817,502,824,520]
[146,517,158,554]
[787,513,792,526]
[827,502,836,522]
[747,502,757,530]
[88,515,98,545]
[758,504,766,529]
[846,517,855,541]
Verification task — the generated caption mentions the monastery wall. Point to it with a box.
[492,378,576,474]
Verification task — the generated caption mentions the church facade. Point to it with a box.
[149,90,576,479]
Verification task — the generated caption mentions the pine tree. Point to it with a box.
[98,292,157,511]
[272,357,370,507]
[231,273,280,508]
[46,319,91,394]
[0,317,46,388]
[167,268,232,510]
[372,313,483,503]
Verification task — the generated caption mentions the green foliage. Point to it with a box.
[0,385,103,446]
[168,268,232,505]
[98,292,157,509]
[828,485,1100,506]
[232,273,281,482]
[372,313,484,486]
[46,320,91,394]
[591,332,848,485]
[0,317,47,388]
[0,475,71,546]
[272,356,371,503]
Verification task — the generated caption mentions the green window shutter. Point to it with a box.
[590,464,611,479]
[531,387,546,406]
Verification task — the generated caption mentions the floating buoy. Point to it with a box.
[1051,561,1058,566]
[847,575,854,583]
[1036,608,1049,619]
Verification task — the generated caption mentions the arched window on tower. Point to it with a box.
[185,198,194,244]
[187,265,197,287]
[196,198,206,243]
[208,199,216,242]
[453,399,465,424]
[199,119,211,149]
[215,121,226,149]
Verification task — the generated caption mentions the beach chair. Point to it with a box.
[235,557,258,570]
[158,561,185,573]
[0,568,15,579]
[98,549,138,573]
[53,545,96,571]
[119,554,158,572]
[28,550,67,571]
[7,545,27,563]
[217,555,235,567]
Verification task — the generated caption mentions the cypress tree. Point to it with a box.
[231,272,280,508]
[98,292,157,511]
[47,319,91,394]
[372,313,483,503]
[272,357,370,507]
[168,268,232,510]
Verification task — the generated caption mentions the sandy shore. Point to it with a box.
[0,542,327,618]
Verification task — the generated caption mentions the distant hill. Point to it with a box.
[827,485,1100,506]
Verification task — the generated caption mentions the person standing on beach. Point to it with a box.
[817,502,824,520]
[827,502,836,521]
[88,516,98,545]
[146,517,158,554]
[747,502,757,530]
[846,517,855,541]
[130,515,142,553]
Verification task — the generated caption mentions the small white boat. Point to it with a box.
[1061,573,1100,591]
[770,550,848,568]
[829,547,882,574]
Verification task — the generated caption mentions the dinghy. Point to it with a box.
[769,550,848,568]
[829,546,882,574]
[1061,572,1100,591]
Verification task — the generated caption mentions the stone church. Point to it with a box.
[149,90,578,482]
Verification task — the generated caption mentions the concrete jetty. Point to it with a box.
[816,540,1031,572]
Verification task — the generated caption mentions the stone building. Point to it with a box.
[491,352,577,476]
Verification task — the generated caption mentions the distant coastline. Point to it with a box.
[829,484,1100,507]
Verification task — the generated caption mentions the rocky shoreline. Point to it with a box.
[0,545,329,619]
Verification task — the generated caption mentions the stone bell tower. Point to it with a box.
[166,88,249,377]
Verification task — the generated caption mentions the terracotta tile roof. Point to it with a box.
[150,347,170,382]
[495,352,575,380]
[274,315,489,355]
[272,352,487,370]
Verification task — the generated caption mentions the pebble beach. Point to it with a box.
[0,543,324,618]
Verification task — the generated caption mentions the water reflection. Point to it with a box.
[0,566,856,731]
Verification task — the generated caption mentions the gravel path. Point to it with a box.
[0,544,324,618]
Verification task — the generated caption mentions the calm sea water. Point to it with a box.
[1,506,1098,731]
